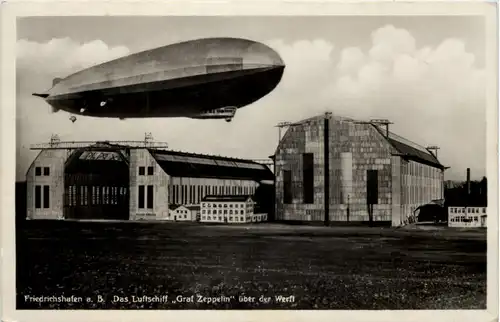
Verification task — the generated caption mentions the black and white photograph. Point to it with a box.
[1,1,498,320]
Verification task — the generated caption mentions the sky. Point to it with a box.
[16,16,487,181]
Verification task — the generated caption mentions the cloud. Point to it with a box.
[16,26,486,181]
[322,26,486,180]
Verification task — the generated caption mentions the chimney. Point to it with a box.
[466,168,471,196]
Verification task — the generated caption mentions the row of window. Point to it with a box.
[138,185,154,209]
[66,185,127,206]
[202,203,246,208]
[450,216,480,223]
[402,185,442,205]
[404,162,442,179]
[202,215,245,222]
[35,167,50,176]
[34,185,50,209]
[202,209,246,215]
[450,208,486,214]
[138,166,154,176]
[169,184,255,205]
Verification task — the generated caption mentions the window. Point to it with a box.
[240,210,244,214]
[302,153,314,204]
[147,185,154,209]
[230,216,233,221]
[367,170,379,205]
[229,210,233,214]
[35,167,42,176]
[283,170,292,204]
[43,167,50,176]
[139,167,145,175]
[138,185,145,208]
[184,215,187,219]
[147,166,154,175]
[35,185,41,208]
[202,216,206,220]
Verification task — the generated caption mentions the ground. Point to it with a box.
[16,220,486,310]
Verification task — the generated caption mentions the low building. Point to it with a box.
[274,114,447,226]
[448,207,487,228]
[201,195,264,223]
[185,205,201,221]
[168,204,180,220]
[170,205,192,221]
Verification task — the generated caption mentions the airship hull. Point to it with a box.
[36,38,285,120]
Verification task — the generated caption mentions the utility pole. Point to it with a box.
[427,146,440,159]
[324,112,331,226]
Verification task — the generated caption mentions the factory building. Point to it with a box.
[200,195,268,223]
[26,138,274,221]
[273,114,446,226]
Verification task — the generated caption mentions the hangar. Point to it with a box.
[273,113,447,226]
[26,135,274,221]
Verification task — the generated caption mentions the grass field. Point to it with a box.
[16,220,486,310]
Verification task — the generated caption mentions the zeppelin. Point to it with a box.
[32,37,285,122]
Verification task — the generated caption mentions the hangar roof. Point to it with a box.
[371,126,444,169]
[277,114,445,169]
[149,149,274,181]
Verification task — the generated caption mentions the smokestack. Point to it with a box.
[467,168,471,195]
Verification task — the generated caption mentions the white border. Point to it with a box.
[1,1,498,322]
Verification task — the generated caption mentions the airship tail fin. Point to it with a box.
[32,93,50,98]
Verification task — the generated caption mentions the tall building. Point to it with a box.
[273,114,446,226]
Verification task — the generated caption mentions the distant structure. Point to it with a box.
[25,134,273,221]
[200,195,267,223]
[273,114,447,227]
[448,206,487,228]
[168,204,200,222]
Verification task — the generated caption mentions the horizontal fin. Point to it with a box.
[32,93,50,98]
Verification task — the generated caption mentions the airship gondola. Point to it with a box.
[32,37,285,122]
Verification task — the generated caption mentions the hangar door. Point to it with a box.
[64,148,130,220]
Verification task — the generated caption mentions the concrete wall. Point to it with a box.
[391,156,402,226]
[129,149,170,221]
[275,117,393,223]
[26,149,67,220]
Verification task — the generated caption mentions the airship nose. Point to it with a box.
[242,41,285,69]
